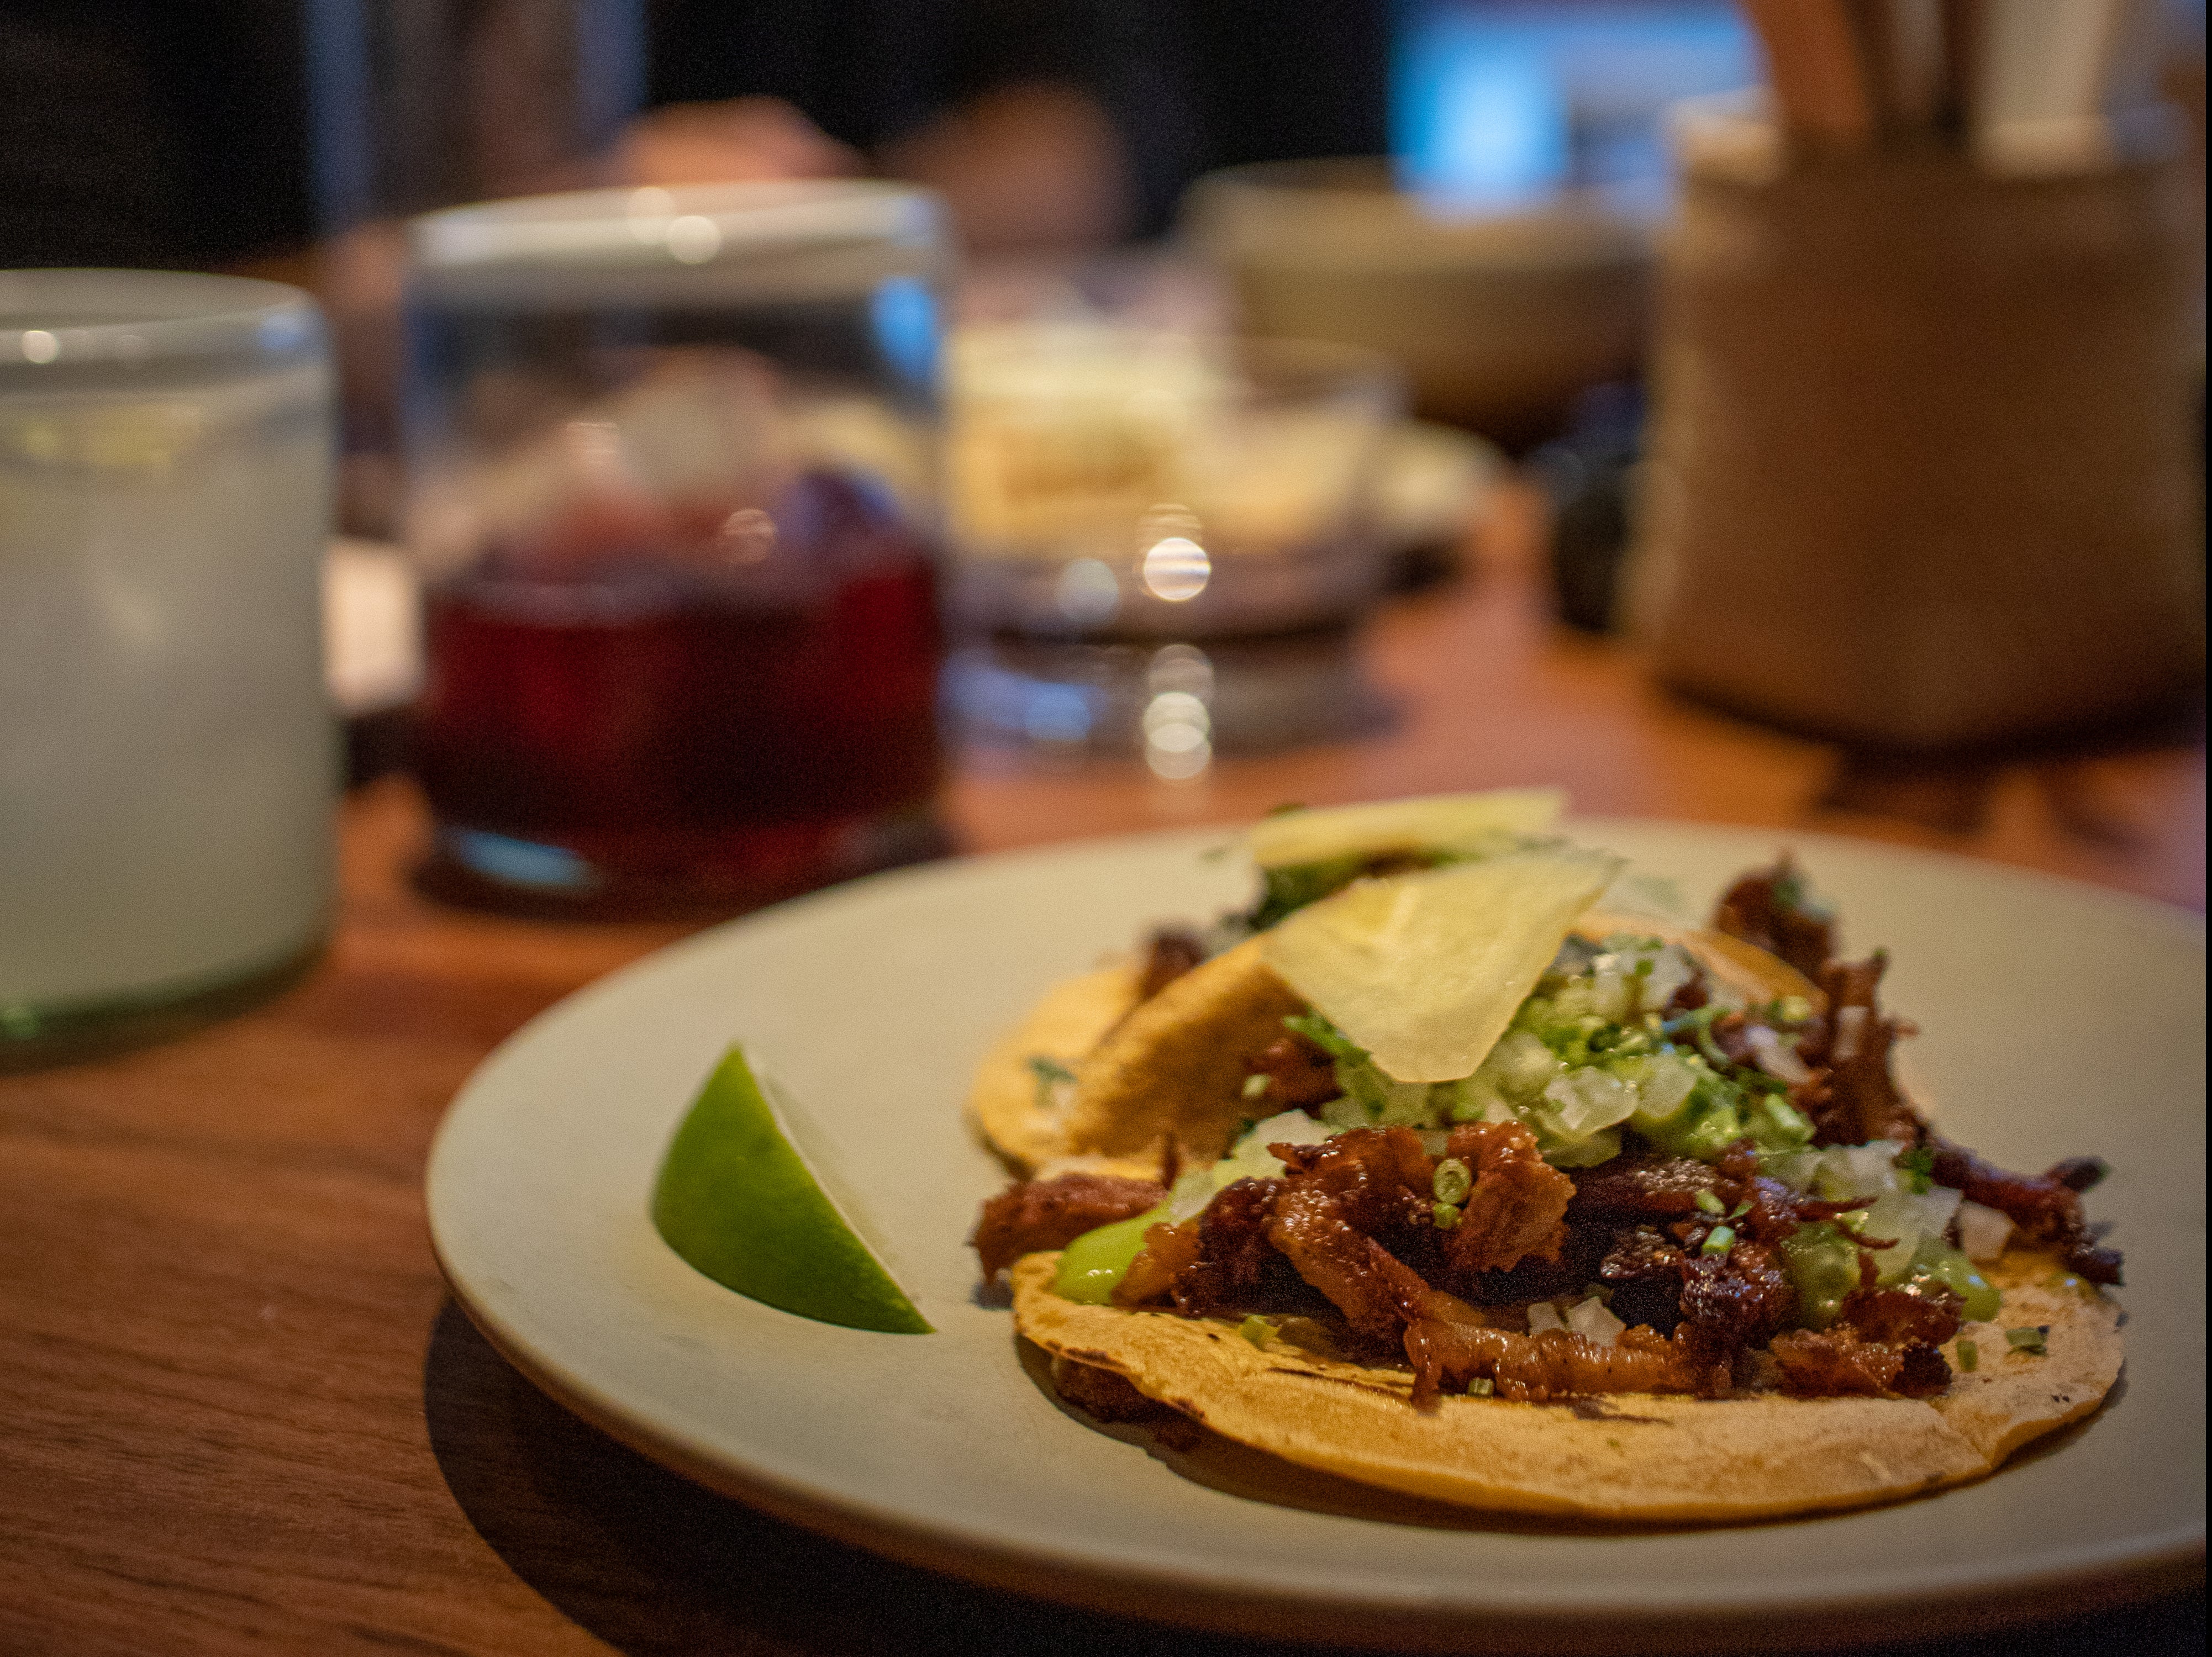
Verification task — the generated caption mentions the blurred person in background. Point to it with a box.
[634,0,1386,251]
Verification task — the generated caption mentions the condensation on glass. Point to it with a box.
[0,271,337,1064]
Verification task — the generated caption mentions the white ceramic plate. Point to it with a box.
[426,822,2205,1650]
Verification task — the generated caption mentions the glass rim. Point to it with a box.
[409,178,945,273]
[949,324,1406,408]
[0,269,322,368]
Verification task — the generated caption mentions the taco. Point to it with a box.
[967,794,2126,1521]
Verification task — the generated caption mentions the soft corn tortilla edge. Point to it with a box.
[967,964,1145,1175]
[973,914,1819,1174]
[1009,1249,2121,1522]
[1056,937,1309,1165]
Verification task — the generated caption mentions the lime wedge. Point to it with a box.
[651,1047,932,1334]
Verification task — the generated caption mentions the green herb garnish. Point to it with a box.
[1027,1054,1076,1111]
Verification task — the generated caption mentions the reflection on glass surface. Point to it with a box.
[1142,694,1212,779]
[1054,557,1120,625]
[1139,535,1210,602]
[1022,682,1094,746]
[945,631,1390,768]
[1146,641,1215,698]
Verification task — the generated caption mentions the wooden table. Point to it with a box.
[4,500,2202,1656]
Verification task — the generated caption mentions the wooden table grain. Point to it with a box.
[3,502,2202,1657]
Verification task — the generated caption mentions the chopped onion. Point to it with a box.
[1831,1005,1868,1062]
[1955,1199,2015,1263]
[1639,944,1698,1014]
[1565,1295,1626,1347]
[1541,1067,1637,1134]
[1629,1052,1699,1125]
[1168,1110,1335,1220]
[1588,965,1633,1022]
[1857,1186,1964,1284]
[1483,1029,1562,1100]
[1817,1141,1909,1202]
[1525,1302,1565,1334]
[1746,1025,1811,1084]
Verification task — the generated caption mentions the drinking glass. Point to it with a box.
[402,182,949,914]
[943,326,1403,639]
[1,271,337,1065]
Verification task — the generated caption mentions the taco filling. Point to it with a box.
[966,796,2124,1517]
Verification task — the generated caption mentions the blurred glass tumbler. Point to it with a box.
[1631,110,2205,749]
[402,183,949,912]
[944,326,1402,640]
[1,272,336,1062]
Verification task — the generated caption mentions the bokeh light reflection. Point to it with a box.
[1142,643,1214,779]
[1139,535,1209,602]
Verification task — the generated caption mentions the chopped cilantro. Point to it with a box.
[1956,1339,1979,1372]
[1897,1146,1937,1195]
[2005,1326,2049,1356]
[1282,1012,1370,1065]
[1027,1054,1076,1111]
[1250,857,1367,928]
[1661,1004,1734,1069]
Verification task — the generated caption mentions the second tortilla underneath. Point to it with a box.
[967,963,1146,1176]
[1010,1251,2121,1522]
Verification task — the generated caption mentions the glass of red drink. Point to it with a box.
[402,183,949,914]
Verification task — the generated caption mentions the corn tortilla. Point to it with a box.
[1010,1250,2122,1522]
[966,962,1146,1177]
[970,915,1819,1176]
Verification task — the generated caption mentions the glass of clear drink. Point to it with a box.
[1,271,336,1067]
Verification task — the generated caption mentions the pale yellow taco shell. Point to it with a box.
[1010,1250,2121,1522]
[967,962,1146,1176]
[970,911,1820,1176]
[1055,937,1310,1167]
